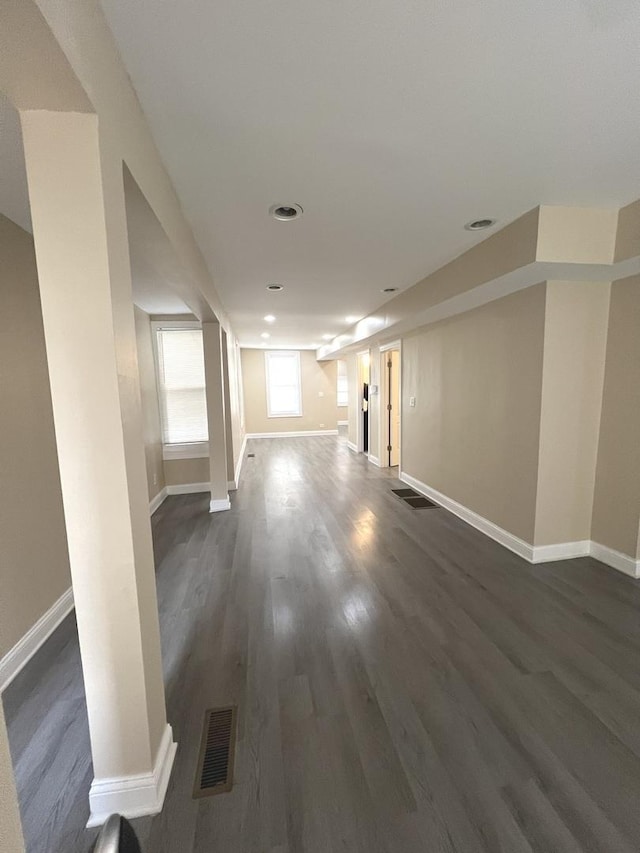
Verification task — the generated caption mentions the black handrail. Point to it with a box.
[92,814,142,853]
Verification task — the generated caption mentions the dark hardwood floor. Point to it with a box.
[5,434,640,851]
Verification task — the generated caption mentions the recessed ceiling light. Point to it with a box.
[382,287,398,293]
[269,203,303,221]
[266,283,284,292]
[322,334,333,340]
[464,218,497,231]
[261,332,270,339]
[345,315,360,323]
[264,315,276,323]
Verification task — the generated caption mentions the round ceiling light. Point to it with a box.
[269,203,303,221]
[261,332,270,339]
[266,284,284,292]
[264,314,276,323]
[382,287,398,293]
[464,218,497,231]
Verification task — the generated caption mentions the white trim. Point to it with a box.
[347,440,358,452]
[399,469,640,578]
[162,442,208,461]
[379,339,402,353]
[87,723,177,828]
[337,419,349,426]
[531,541,591,563]
[590,542,640,578]
[246,429,338,438]
[399,471,534,560]
[368,454,382,467]
[149,487,168,515]
[0,588,75,692]
[210,496,231,513]
[227,480,237,491]
[166,482,210,495]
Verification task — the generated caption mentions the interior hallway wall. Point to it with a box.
[534,281,610,546]
[134,306,165,502]
[0,214,71,660]
[346,353,358,447]
[241,349,339,434]
[592,275,640,558]
[401,285,546,544]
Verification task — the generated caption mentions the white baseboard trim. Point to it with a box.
[0,588,74,692]
[337,420,348,426]
[531,540,591,563]
[399,471,534,561]
[369,455,382,467]
[165,482,210,495]
[347,440,358,453]
[87,723,177,828]
[149,487,168,515]
[590,541,640,578]
[210,496,231,513]
[246,429,339,439]
[399,470,640,578]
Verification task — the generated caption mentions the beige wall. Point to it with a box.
[241,349,339,434]
[163,457,209,487]
[592,275,640,558]
[534,281,610,546]
[0,214,71,659]
[615,199,640,263]
[134,307,165,501]
[402,285,546,543]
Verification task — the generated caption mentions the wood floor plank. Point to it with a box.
[5,433,640,851]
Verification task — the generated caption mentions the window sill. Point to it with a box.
[163,442,209,461]
[267,413,303,419]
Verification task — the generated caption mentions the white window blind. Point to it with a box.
[337,359,348,406]
[265,351,302,417]
[156,328,209,444]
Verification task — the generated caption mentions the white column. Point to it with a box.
[20,110,175,827]
[0,703,25,853]
[203,322,231,512]
[221,329,236,489]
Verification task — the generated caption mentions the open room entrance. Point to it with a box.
[357,350,371,454]
[381,344,401,468]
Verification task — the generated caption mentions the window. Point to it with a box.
[337,360,348,407]
[155,327,208,444]
[265,350,302,417]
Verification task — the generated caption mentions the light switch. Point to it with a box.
[409,396,416,407]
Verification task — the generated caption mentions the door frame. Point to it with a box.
[356,349,371,455]
[379,340,402,469]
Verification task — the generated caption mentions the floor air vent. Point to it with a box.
[392,488,439,509]
[193,706,237,798]
[404,496,438,509]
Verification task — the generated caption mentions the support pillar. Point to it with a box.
[203,323,231,512]
[221,329,236,489]
[20,110,175,826]
[0,703,25,853]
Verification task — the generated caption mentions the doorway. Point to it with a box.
[357,350,370,455]
[381,345,401,468]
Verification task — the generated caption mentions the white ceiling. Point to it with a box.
[3,4,640,349]
[99,0,640,349]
